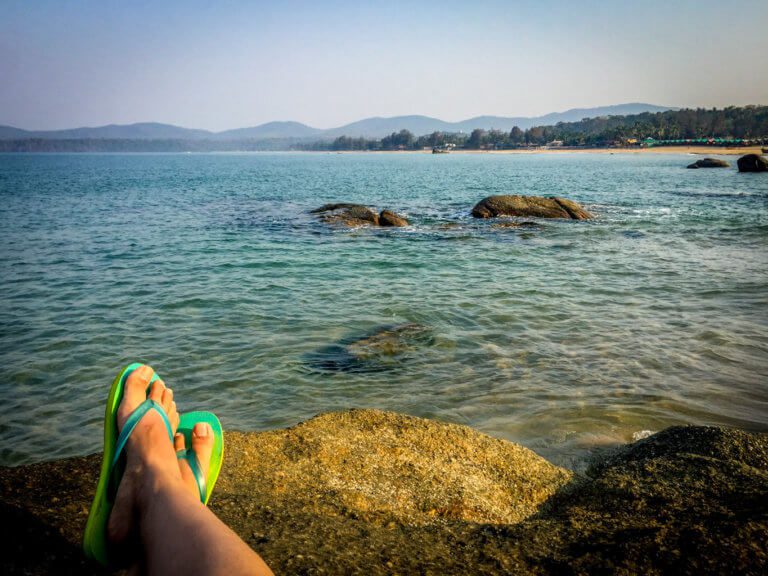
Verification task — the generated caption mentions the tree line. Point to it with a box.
[294,106,768,151]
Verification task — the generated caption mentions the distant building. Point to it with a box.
[546,140,564,147]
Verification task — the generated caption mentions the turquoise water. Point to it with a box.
[1,152,766,468]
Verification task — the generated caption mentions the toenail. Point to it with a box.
[194,423,210,438]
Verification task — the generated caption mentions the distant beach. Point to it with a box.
[331,145,765,155]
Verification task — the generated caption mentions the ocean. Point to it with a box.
[1,151,766,468]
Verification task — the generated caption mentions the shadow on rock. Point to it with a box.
[2,414,767,575]
[305,323,433,373]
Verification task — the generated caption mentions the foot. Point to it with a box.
[174,422,215,501]
[107,365,181,551]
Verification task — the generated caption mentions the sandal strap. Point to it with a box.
[176,449,207,503]
[111,399,173,472]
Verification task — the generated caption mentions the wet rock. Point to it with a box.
[687,158,730,168]
[378,210,408,227]
[306,323,433,373]
[471,195,593,220]
[311,204,410,227]
[311,203,380,226]
[737,154,768,172]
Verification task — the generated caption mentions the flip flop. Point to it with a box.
[82,363,175,565]
[175,411,224,505]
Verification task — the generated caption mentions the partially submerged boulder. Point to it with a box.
[687,158,730,168]
[311,204,408,227]
[471,195,593,220]
[378,210,408,227]
[737,154,768,172]
[311,203,380,226]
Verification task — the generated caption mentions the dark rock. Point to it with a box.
[378,210,409,227]
[737,154,768,172]
[311,203,380,226]
[471,195,593,220]
[687,158,730,168]
[306,323,433,373]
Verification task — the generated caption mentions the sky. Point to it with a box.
[1,0,767,131]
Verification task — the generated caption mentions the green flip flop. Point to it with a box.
[175,411,224,506]
[82,363,225,566]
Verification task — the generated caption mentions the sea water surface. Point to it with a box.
[1,152,766,468]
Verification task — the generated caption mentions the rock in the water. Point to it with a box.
[307,323,432,373]
[687,158,730,168]
[471,195,593,220]
[378,210,409,227]
[737,154,768,172]
[311,203,380,226]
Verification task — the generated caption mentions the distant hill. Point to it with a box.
[215,121,323,140]
[0,122,212,140]
[0,103,673,142]
[327,104,674,138]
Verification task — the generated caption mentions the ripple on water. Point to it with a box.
[0,152,766,467]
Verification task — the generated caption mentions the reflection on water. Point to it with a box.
[0,152,766,468]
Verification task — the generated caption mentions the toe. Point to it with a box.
[118,364,154,430]
[124,365,154,406]
[149,378,166,403]
[161,386,174,413]
[174,432,186,452]
[191,422,214,477]
[169,402,180,433]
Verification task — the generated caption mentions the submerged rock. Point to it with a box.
[1,414,766,575]
[687,157,730,168]
[737,154,768,172]
[490,221,540,229]
[311,203,380,226]
[471,195,593,220]
[378,210,409,227]
[306,323,432,373]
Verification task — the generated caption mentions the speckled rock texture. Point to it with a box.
[471,195,593,220]
[1,410,766,575]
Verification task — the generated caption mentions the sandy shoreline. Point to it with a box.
[330,146,764,156]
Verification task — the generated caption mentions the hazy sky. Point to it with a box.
[1,0,766,131]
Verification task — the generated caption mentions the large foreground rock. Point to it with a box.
[687,157,730,168]
[1,411,766,575]
[472,195,593,219]
[737,154,768,172]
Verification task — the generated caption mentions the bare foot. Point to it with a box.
[107,365,182,554]
[174,422,215,501]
